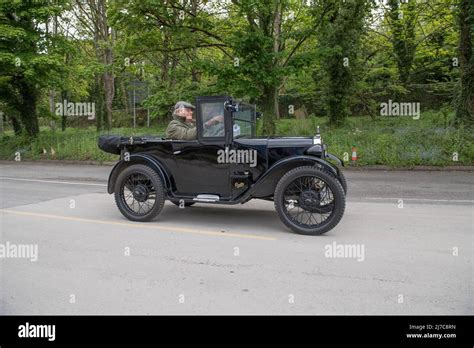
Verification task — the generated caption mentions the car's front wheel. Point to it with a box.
[274,166,345,235]
[114,164,165,222]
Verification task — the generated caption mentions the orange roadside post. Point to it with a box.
[351,145,357,162]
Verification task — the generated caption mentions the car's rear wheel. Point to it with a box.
[171,200,196,207]
[274,166,345,235]
[114,164,165,222]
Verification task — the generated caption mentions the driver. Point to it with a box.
[166,101,223,140]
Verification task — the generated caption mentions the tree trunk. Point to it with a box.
[261,85,277,135]
[456,0,473,125]
[48,11,58,131]
[93,0,115,130]
[0,111,4,134]
[273,87,280,122]
[120,78,129,114]
[190,0,200,83]
[19,82,39,137]
[102,63,114,129]
[11,116,22,135]
[61,90,67,131]
[49,90,56,130]
[388,0,416,86]
[272,0,282,120]
[95,74,105,131]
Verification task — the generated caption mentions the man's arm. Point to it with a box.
[204,115,224,127]
[166,122,197,140]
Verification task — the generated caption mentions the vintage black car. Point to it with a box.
[98,95,347,235]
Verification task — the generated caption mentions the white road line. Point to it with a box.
[0,177,472,203]
[0,177,107,187]
[363,197,474,203]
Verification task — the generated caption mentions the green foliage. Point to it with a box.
[455,0,474,125]
[272,109,474,166]
[0,125,167,162]
[0,0,68,136]
[0,0,472,167]
[316,0,372,125]
[1,110,472,166]
[109,0,318,135]
[387,0,417,85]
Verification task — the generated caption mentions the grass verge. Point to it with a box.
[0,111,473,166]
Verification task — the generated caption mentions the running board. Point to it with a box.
[193,194,220,202]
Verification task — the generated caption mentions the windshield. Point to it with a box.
[233,102,256,139]
[201,101,225,138]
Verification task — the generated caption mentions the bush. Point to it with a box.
[0,110,472,166]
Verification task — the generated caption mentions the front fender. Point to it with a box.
[245,155,341,199]
[107,154,171,194]
[325,152,344,167]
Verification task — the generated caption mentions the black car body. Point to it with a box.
[99,95,347,235]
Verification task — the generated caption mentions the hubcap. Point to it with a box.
[299,190,321,212]
[132,184,149,202]
[121,172,157,216]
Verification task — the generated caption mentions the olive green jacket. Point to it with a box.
[165,114,197,140]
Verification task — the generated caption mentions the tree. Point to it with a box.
[111,0,323,135]
[316,0,371,125]
[455,0,474,124]
[73,0,115,130]
[217,0,321,134]
[0,0,65,136]
[387,0,417,85]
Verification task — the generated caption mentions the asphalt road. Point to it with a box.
[0,161,472,314]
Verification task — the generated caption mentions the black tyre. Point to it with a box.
[274,166,345,235]
[325,163,347,194]
[336,167,348,194]
[114,164,165,222]
[171,200,196,207]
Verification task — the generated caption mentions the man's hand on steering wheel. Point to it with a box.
[204,115,224,127]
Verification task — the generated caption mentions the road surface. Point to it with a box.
[0,161,472,314]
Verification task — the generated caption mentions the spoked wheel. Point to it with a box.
[274,166,345,235]
[114,164,165,222]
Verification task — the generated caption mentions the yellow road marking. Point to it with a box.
[0,209,276,241]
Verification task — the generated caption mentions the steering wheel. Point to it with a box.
[206,121,225,137]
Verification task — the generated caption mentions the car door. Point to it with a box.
[171,97,232,197]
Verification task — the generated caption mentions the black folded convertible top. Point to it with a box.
[98,135,122,155]
[98,135,153,155]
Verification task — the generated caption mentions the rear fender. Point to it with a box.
[107,154,171,194]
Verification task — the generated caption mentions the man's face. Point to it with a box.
[176,107,194,121]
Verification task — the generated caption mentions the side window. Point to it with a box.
[201,102,225,138]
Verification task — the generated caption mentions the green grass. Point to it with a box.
[0,125,167,163]
[272,111,474,166]
[0,111,473,166]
